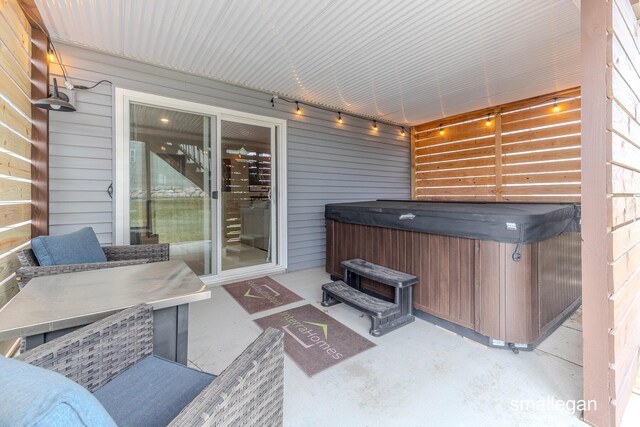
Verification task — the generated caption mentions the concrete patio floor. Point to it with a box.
[185,267,623,426]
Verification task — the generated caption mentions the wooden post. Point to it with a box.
[30,26,49,237]
[410,127,417,200]
[494,109,503,201]
[582,0,615,425]
[19,0,50,237]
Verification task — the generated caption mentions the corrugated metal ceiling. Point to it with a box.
[36,0,581,125]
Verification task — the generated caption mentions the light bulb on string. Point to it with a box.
[271,96,412,138]
[485,114,492,126]
[439,124,444,135]
[553,98,560,112]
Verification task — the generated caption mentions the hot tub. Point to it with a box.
[325,200,582,350]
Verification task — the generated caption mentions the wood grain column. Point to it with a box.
[30,26,49,237]
[410,127,417,199]
[581,0,613,425]
[494,109,503,201]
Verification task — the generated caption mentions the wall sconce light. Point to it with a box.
[34,78,76,112]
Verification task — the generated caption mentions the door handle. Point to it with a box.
[211,191,219,199]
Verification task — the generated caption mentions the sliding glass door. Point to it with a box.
[117,90,285,280]
[220,119,275,271]
[129,103,213,275]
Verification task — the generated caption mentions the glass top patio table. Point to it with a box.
[0,260,210,342]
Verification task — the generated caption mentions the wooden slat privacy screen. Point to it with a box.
[0,0,32,355]
[411,87,581,202]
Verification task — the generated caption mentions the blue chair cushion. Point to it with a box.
[93,355,215,427]
[0,355,117,427]
[31,227,107,266]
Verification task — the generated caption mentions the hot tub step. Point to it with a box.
[341,258,418,288]
[322,280,399,318]
[321,280,414,337]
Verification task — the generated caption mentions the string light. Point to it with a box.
[485,114,491,126]
[47,50,55,63]
[269,95,406,135]
[439,124,444,135]
[553,98,560,112]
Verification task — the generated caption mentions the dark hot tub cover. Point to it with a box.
[325,200,580,244]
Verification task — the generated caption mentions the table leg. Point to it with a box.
[153,304,189,365]
[24,334,43,350]
[177,304,189,364]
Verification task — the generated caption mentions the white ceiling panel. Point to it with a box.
[36,0,581,125]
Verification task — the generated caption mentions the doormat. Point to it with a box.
[223,276,303,314]
[254,304,376,376]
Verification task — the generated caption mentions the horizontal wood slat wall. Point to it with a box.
[583,0,640,424]
[597,0,640,424]
[0,0,32,356]
[411,87,581,202]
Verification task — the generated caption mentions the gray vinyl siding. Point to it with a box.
[49,43,410,271]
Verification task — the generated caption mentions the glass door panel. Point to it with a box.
[220,120,273,271]
[129,103,213,275]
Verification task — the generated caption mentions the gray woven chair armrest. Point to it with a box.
[103,244,170,262]
[169,328,285,427]
[16,258,149,288]
[17,249,38,267]
[17,304,154,392]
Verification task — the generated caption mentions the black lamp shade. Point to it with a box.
[34,78,76,112]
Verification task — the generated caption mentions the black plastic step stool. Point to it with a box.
[322,259,418,336]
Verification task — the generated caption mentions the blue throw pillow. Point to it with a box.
[0,356,117,427]
[31,227,107,266]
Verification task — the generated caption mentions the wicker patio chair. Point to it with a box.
[16,243,170,288]
[17,304,285,427]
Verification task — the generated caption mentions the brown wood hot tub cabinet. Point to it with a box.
[326,220,581,347]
